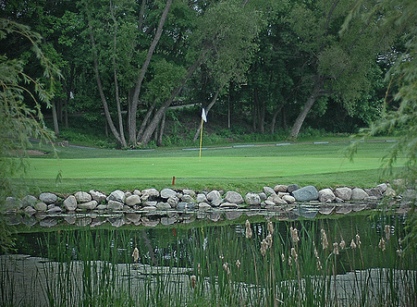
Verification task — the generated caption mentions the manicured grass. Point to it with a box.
[16,138,403,194]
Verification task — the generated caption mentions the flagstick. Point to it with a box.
[199,118,204,159]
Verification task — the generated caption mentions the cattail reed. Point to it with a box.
[290,247,298,261]
[355,233,361,248]
[245,220,253,239]
[321,229,329,250]
[267,221,274,235]
[350,239,357,249]
[339,238,346,250]
[190,275,197,288]
[332,242,339,255]
[235,259,241,269]
[290,226,300,245]
[265,233,273,248]
[223,262,231,275]
[260,239,268,256]
[384,225,391,241]
[378,238,386,251]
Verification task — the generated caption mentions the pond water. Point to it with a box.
[1,213,416,306]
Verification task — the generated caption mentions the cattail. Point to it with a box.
[266,233,273,248]
[316,259,322,271]
[219,254,224,260]
[260,239,268,256]
[321,229,329,250]
[396,249,403,257]
[384,225,391,241]
[190,275,197,288]
[355,234,361,248]
[132,247,140,263]
[267,221,274,235]
[350,239,357,249]
[197,263,201,274]
[288,255,293,266]
[281,253,285,262]
[332,242,339,255]
[291,247,298,261]
[223,262,231,275]
[290,226,300,245]
[236,259,241,269]
[339,238,346,250]
[378,238,386,251]
[245,220,253,239]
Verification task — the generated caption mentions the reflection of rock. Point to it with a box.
[108,217,125,227]
[76,217,92,227]
[225,211,242,220]
[161,216,177,226]
[40,218,57,228]
[22,216,37,227]
[5,214,22,225]
[208,212,221,222]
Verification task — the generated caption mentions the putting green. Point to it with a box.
[24,156,388,180]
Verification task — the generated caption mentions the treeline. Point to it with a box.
[0,0,411,147]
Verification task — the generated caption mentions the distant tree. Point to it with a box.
[0,18,60,251]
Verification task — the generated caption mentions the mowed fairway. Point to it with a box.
[21,139,403,193]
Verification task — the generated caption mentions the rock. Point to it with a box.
[75,191,92,203]
[351,188,368,200]
[24,206,37,215]
[47,206,62,213]
[96,204,108,210]
[34,202,48,212]
[161,188,176,199]
[107,190,125,203]
[263,187,276,196]
[161,216,177,226]
[39,192,57,204]
[259,192,267,200]
[319,188,336,203]
[220,202,238,209]
[245,193,261,205]
[156,202,172,210]
[183,189,196,197]
[270,195,287,205]
[125,213,141,223]
[274,185,288,193]
[207,190,222,207]
[224,191,244,204]
[89,190,107,203]
[63,195,78,211]
[377,183,388,194]
[292,186,319,202]
[40,218,57,228]
[141,206,157,211]
[125,195,141,207]
[167,196,179,208]
[196,193,207,203]
[76,217,92,227]
[198,203,212,211]
[77,200,98,210]
[384,187,396,197]
[181,194,194,203]
[287,184,299,193]
[124,191,132,198]
[4,197,22,211]
[22,195,37,208]
[334,187,352,201]
[107,200,123,210]
[141,188,160,199]
[282,195,296,204]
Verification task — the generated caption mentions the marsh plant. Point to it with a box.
[1,214,416,306]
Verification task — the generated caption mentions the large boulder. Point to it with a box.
[160,188,177,199]
[22,195,38,208]
[319,188,336,203]
[75,191,92,203]
[274,184,288,193]
[245,193,261,205]
[224,191,244,204]
[207,190,222,207]
[292,186,319,202]
[351,188,368,200]
[63,195,78,211]
[334,187,352,201]
[89,190,107,203]
[125,194,141,207]
[39,192,57,204]
[107,200,124,210]
[77,200,98,210]
[107,190,125,203]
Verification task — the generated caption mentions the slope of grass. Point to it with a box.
[14,138,403,194]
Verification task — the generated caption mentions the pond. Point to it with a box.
[1,213,416,306]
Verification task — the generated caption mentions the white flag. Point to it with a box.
[201,108,207,122]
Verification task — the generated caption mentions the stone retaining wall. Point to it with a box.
[2,182,413,228]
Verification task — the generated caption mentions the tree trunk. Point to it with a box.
[193,89,220,142]
[87,16,126,147]
[52,101,59,136]
[139,51,207,146]
[271,104,283,134]
[157,113,166,146]
[136,103,155,142]
[128,0,172,146]
[290,78,322,139]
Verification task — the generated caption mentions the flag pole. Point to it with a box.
[199,118,204,158]
[199,108,207,158]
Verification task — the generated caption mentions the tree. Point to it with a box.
[0,18,61,251]
[285,0,393,139]
[347,0,417,253]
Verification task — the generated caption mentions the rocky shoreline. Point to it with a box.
[2,182,413,228]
